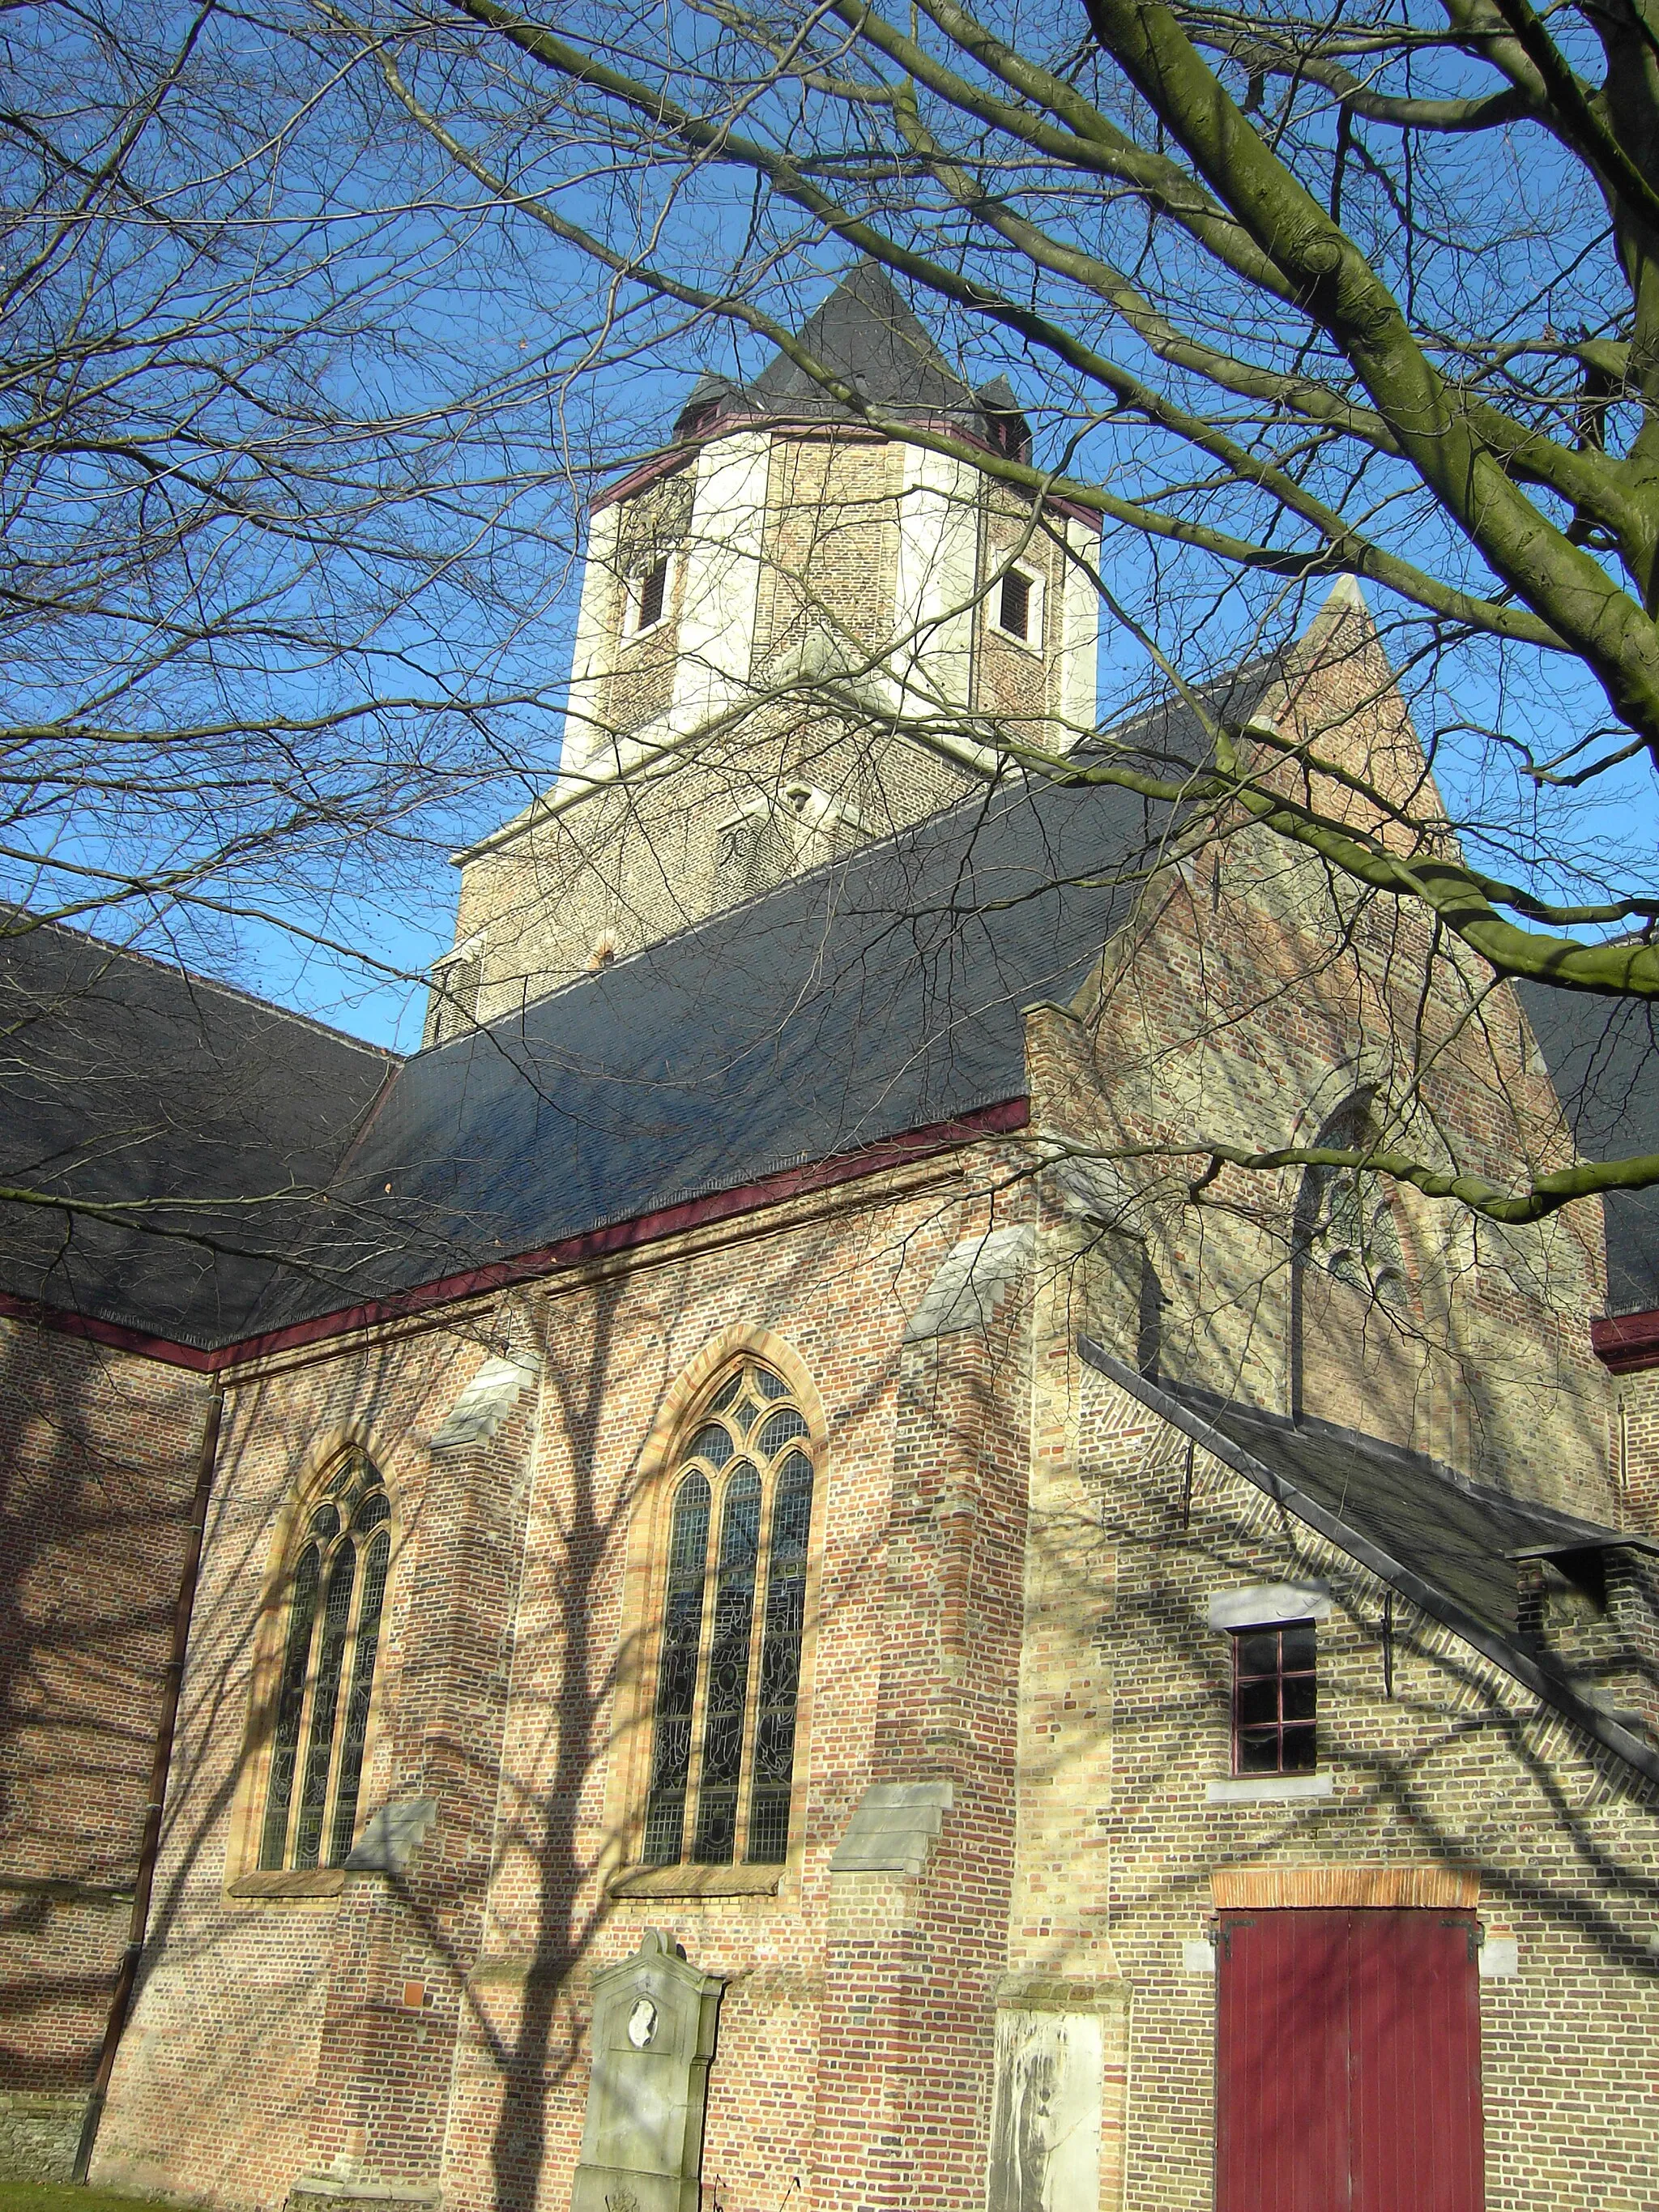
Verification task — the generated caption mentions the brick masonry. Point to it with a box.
[2,437,1657,2212]
[437,427,1082,1020]
[0,1316,211,2128]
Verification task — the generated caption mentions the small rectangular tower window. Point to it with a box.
[996,569,1031,641]
[637,557,670,632]
[1232,1621,1317,1773]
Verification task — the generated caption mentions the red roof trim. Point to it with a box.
[1592,1309,1659,1373]
[591,446,699,516]
[0,1289,221,1371]
[0,1096,1030,1373]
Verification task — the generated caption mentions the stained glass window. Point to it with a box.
[641,1361,817,1868]
[259,1452,392,1870]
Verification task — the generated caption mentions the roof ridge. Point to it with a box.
[0,910,401,1061]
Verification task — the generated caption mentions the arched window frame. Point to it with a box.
[235,1445,396,1882]
[619,1343,825,1877]
[1294,1095,1410,1309]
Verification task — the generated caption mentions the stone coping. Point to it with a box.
[289,2178,439,2209]
[992,1971,1132,2015]
[0,1870,133,1907]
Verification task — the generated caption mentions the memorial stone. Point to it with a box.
[571,1929,725,2212]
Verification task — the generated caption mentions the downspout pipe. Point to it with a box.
[71,1377,224,2184]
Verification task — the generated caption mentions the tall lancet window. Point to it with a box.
[642,1360,817,1868]
[260,1451,392,1870]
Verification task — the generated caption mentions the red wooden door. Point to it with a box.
[1216,1907,1482,2212]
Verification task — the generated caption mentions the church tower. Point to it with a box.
[427,263,1100,1039]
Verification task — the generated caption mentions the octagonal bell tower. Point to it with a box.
[428,262,1100,1040]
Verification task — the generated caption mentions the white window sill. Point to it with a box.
[1207,1772,1334,1804]
[987,620,1044,659]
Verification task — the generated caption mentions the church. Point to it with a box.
[2,263,1657,2212]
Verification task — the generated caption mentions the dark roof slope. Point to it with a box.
[1515,981,1659,1314]
[676,263,1021,445]
[245,761,1189,1338]
[0,667,1268,1352]
[0,920,394,1347]
[749,259,978,418]
[1082,1345,1659,1791]
[1181,1384,1649,1643]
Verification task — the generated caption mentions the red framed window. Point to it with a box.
[1232,1621,1316,1774]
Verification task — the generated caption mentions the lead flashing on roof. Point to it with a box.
[1076,1336,1659,1797]
[1508,1535,1659,1561]
[1165,1374,1636,1552]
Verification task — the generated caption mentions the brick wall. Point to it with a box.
[93,1169,1030,2212]
[441,428,1081,1021]
[1017,1356,1659,2212]
[0,1315,210,2146]
[27,574,1646,2212]
[808,1278,1030,2212]
[1615,1367,1659,1540]
[1025,594,1610,1514]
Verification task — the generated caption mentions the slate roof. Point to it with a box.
[1516,980,1659,1315]
[749,259,979,416]
[249,751,1200,1339]
[0,917,394,1347]
[676,261,1019,441]
[0,672,1274,1351]
[1081,1343,1659,1789]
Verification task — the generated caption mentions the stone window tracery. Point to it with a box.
[1299,1099,1408,1306]
[260,1450,391,1870]
[642,1360,816,1868]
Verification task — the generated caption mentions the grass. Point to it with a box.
[0,2184,180,2212]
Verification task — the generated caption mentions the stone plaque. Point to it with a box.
[986,2009,1103,2212]
[571,1929,725,2212]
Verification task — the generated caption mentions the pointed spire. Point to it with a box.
[672,261,1022,442]
[748,258,975,416]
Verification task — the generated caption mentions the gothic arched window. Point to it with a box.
[1297,1098,1408,1306]
[642,1360,817,1868]
[259,1450,392,1871]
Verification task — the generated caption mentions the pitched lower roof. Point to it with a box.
[0,917,395,1347]
[1081,1342,1659,1792]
